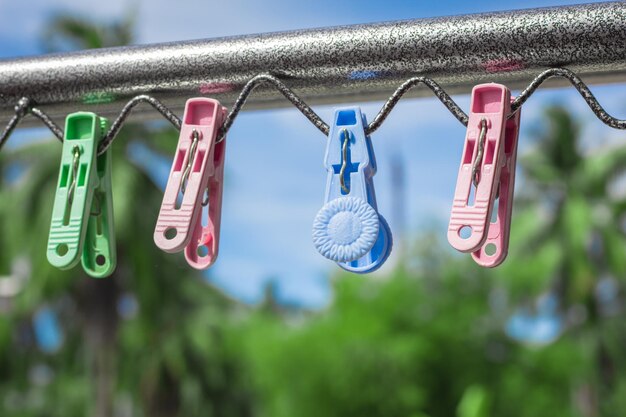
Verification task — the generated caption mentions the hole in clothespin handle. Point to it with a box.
[164,228,177,240]
[459,226,473,240]
[197,245,209,257]
[56,244,69,256]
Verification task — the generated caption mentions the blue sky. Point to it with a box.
[1,0,625,308]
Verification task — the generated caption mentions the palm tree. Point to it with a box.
[497,106,626,415]
[0,13,250,417]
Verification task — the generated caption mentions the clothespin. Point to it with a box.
[313,107,392,273]
[47,112,116,277]
[154,98,227,270]
[471,98,521,267]
[447,83,513,266]
[184,137,226,269]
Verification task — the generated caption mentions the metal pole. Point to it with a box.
[1,2,625,127]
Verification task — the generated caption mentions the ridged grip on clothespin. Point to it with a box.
[313,196,379,262]
[47,113,102,270]
[154,98,226,254]
[448,84,510,253]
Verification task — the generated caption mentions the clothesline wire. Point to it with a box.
[1,67,625,156]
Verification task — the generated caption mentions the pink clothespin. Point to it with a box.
[448,83,510,255]
[154,98,227,269]
[184,138,226,269]
[471,98,521,267]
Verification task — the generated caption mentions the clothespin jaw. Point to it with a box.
[448,84,510,253]
[312,107,392,274]
[47,112,103,270]
[154,98,226,255]
[81,119,117,278]
[471,98,521,267]
[184,127,227,270]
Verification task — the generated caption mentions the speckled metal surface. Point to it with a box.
[0,2,625,128]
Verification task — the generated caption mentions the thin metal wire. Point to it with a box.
[0,99,29,152]
[0,97,63,152]
[98,94,181,155]
[30,107,64,140]
[202,187,209,207]
[66,146,81,207]
[1,68,626,157]
[217,74,329,141]
[472,118,488,187]
[511,68,626,129]
[339,129,350,194]
[180,129,199,195]
[367,77,469,132]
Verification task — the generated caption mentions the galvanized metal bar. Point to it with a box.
[1,2,625,128]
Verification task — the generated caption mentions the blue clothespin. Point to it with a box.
[313,107,392,273]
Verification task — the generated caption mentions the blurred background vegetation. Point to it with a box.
[1,11,626,417]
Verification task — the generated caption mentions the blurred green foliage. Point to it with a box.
[228,259,586,417]
[1,10,626,417]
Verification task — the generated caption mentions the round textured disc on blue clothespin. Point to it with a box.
[338,214,392,274]
[313,197,379,262]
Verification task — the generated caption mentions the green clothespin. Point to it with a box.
[81,129,116,278]
[47,112,116,278]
